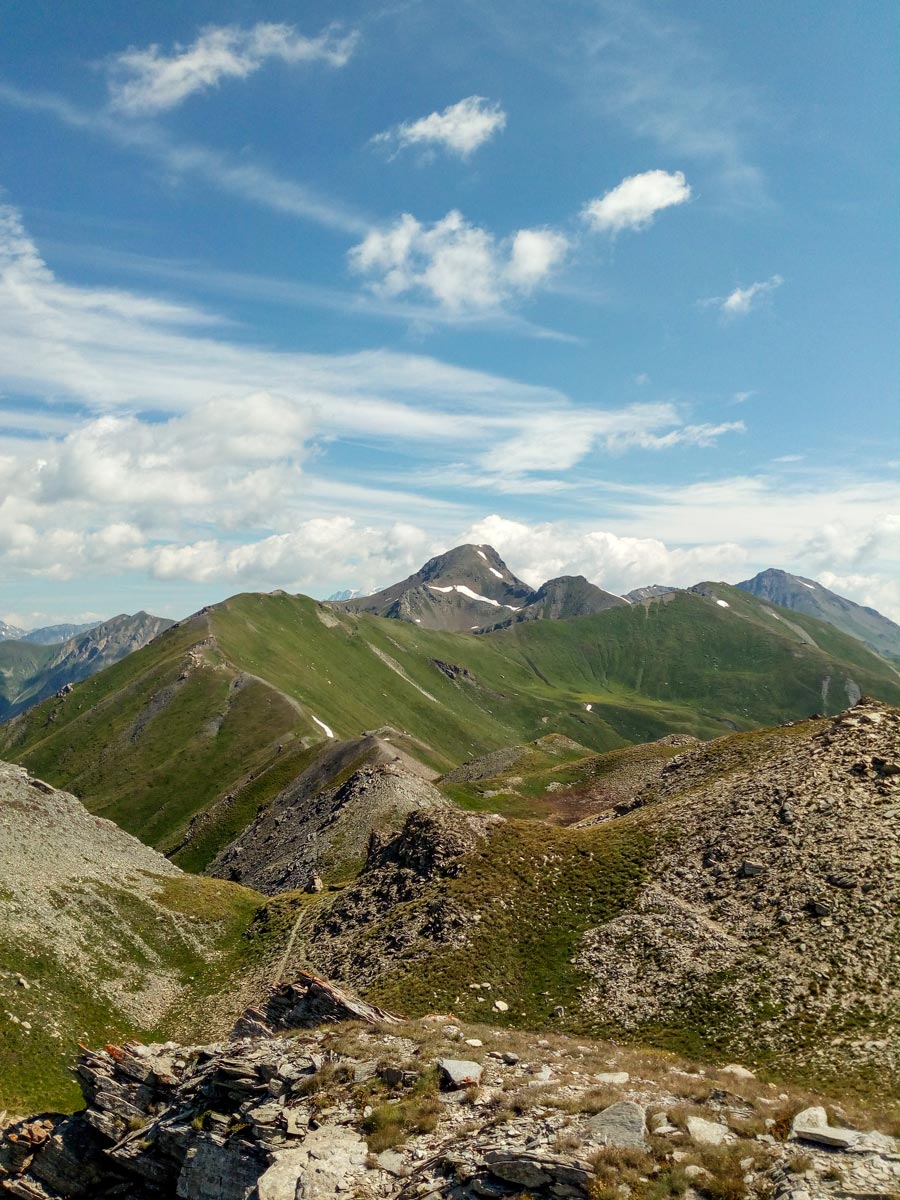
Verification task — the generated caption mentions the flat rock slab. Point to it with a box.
[687,1115,732,1146]
[790,1107,898,1154]
[438,1058,483,1088]
[588,1101,647,1149]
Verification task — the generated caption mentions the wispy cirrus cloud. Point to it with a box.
[0,201,752,590]
[582,169,691,234]
[0,81,369,235]
[470,0,769,204]
[372,95,507,159]
[106,22,358,115]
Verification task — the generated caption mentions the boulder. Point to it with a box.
[686,1115,732,1146]
[438,1059,483,1089]
[588,1101,647,1149]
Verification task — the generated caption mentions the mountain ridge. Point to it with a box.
[0,611,174,720]
[2,581,898,876]
[737,567,900,661]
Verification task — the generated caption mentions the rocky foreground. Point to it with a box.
[2,975,899,1200]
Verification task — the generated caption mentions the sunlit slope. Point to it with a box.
[2,587,897,870]
[486,585,900,726]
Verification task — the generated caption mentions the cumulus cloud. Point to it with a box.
[720,274,783,316]
[107,22,357,114]
[459,515,745,595]
[349,211,568,312]
[704,274,784,318]
[372,96,506,159]
[582,169,691,233]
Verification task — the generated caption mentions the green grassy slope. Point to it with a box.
[0,867,265,1115]
[2,586,897,870]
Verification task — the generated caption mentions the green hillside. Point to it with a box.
[2,585,897,871]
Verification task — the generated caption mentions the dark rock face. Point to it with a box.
[207,748,446,895]
[330,547,628,634]
[503,576,626,624]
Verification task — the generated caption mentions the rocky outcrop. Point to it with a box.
[576,699,900,1082]
[303,808,502,988]
[4,1002,899,1200]
[233,972,404,1037]
[208,749,446,893]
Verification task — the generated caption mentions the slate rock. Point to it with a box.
[588,1101,647,1149]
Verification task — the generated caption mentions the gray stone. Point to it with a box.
[686,1115,732,1146]
[588,1100,647,1149]
[177,1135,264,1200]
[740,861,766,878]
[720,1064,756,1080]
[375,1149,409,1177]
[258,1127,368,1200]
[595,1072,629,1085]
[790,1107,898,1153]
[437,1059,483,1089]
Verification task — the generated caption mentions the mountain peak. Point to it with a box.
[332,543,537,632]
[737,569,900,661]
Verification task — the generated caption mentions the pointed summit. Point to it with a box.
[737,568,900,661]
[331,544,537,632]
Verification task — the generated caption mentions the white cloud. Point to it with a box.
[107,22,357,114]
[460,514,745,593]
[582,169,691,233]
[372,96,506,159]
[479,408,744,474]
[349,211,568,312]
[0,199,736,588]
[710,274,783,317]
[507,229,570,290]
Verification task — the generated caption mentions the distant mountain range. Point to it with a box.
[0,611,174,720]
[330,543,625,632]
[0,618,100,644]
[737,567,900,661]
[330,546,900,664]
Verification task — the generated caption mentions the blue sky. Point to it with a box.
[0,0,897,626]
